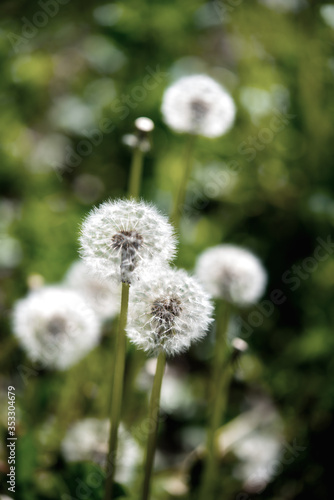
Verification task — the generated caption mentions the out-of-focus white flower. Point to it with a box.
[161,74,236,138]
[138,360,197,416]
[126,267,213,356]
[190,162,237,200]
[61,418,141,484]
[240,85,290,123]
[93,4,122,27]
[82,35,126,74]
[64,261,120,321]
[320,5,334,29]
[12,287,100,370]
[233,432,283,492]
[258,0,307,13]
[217,393,284,492]
[79,199,177,284]
[160,369,196,415]
[195,245,267,306]
[0,235,22,268]
[49,96,96,134]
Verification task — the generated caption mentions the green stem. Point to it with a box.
[128,147,144,199]
[104,282,130,500]
[170,134,196,230]
[141,351,166,500]
[199,300,232,500]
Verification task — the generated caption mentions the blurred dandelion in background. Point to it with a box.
[61,418,141,484]
[195,244,267,306]
[12,287,101,370]
[161,74,236,137]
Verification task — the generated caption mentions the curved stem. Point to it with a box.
[199,300,232,500]
[170,134,196,230]
[141,351,166,500]
[104,282,130,500]
[128,147,144,199]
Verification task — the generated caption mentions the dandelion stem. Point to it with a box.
[199,300,232,500]
[171,134,196,229]
[104,282,130,500]
[128,146,144,198]
[141,351,166,500]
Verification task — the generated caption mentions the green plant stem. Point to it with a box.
[170,134,196,230]
[199,300,232,500]
[104,282,130,500]
[128,147,144,198]
[141,351,166,500]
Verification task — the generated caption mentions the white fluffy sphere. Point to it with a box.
[126,266,213,357]
[12,286,101,370]
[161,74,236,138]
[195,245,267,306]
[79,199,177,284]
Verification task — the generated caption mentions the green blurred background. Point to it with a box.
[0,0,334,498]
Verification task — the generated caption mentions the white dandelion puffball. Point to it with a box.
[195,245,267,306]
[233,431,283,492]
[80,199,177,284]
[126,267,213,357]
[12,286,100,370]
[64,260,120,321]
[61,418,141,484]
[161,74,236,138]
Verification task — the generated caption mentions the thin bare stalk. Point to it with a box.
[141,351,166,500]
[170,134,196,230]
[104,282,129,500]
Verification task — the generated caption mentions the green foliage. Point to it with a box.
[0,0,333,498]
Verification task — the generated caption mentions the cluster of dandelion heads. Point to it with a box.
[12,286,100,370]
[61,418,141,483]
[64,260,120,321]
[195,244,267,306]
[126,266,213,357]
[161,74,236,138]
[80,199,177,284]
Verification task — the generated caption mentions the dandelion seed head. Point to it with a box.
[12,286,100,370]
[79,199,177,284]
[126,266,213,356]
[161,74,236,138]
[64,260,120,320]
[195,244,267,306]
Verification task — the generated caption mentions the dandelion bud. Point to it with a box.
[195,245,267,306]
[161,74,236,138]
[126,267,213,356]
[231,337,249,364]
[122,117,154,152]
[135,116,154,133]
[12,287,101,370]
[79,199,177,285]
[232,337,248,353]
